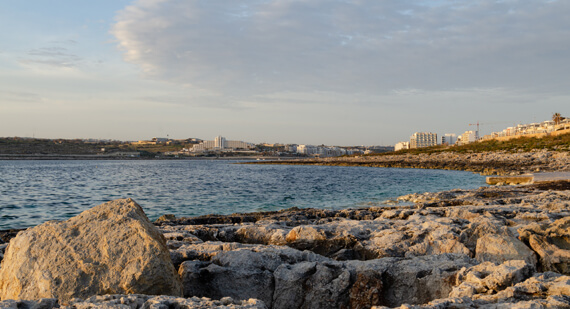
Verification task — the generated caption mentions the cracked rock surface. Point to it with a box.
[1,181,570,308]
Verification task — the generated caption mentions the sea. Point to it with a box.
[0,160,487,230]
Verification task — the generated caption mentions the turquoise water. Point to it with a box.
[0,160,486,229]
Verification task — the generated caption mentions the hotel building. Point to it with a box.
[409,132,437,149]
[191,136,254,152]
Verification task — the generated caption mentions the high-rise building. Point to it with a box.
[410,132,437,149]
[191,136,253,152]
[460,131,477,144]
[214,135,226,149]
[441,134,457,145]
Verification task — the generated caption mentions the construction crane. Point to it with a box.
[469,121,514,139]
[468,122,481,140]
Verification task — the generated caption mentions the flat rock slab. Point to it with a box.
[0,198,182,304]
[533,172,570,182]
[486,175,534,185]
[487,172,570,185]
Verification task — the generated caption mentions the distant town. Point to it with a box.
[0,135,393,159]
[1,114,568,159]
[395,114,570,151]
[132,136,393,158]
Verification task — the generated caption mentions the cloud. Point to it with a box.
[112,0,570,99]
[19,41,83,68]
[0,91,43,104]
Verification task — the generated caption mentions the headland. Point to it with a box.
[247,150,570,176]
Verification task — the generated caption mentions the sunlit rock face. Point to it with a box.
[0,198,182,304]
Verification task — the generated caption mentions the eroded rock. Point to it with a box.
[0,199,182,303]
[475,234,537,266]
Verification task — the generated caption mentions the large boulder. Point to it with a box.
[475,234,537,267]
[0,198,182,304]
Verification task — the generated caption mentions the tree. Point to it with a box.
[552,112,563,125]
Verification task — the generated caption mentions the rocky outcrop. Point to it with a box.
[519,216,570,274]
[0,295,267,309]
[378,262,570,308]
[156,184,570,308]
[177,245,474,308]
[3,183,570,308]
[249,150,570,175]
[475,234,537,266]
[0,198,182,304]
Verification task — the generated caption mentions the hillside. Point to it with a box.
[0,137,188,157]
[390,131,570,155]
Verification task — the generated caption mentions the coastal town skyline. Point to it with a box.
[1,1,569,146]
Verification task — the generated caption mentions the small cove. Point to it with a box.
[0,160,486,229]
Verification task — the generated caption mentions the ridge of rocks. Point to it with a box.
[250,150,570,175]
[1,181,570,308]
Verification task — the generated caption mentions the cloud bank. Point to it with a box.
[112,0,570,100]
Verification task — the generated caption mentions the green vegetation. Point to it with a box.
[552,112,564,125]
[0,137,192,157]
[0,137,107,155]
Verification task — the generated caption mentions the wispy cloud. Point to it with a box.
[0,90,43,104]
[19,41,83,68]
[112,0,570,102]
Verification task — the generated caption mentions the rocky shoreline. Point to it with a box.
[1,179,570,308]
[249,150,570,176]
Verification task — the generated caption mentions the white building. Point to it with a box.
[410,132,437,149]
[441,134,457,145]
[191,136,254,152]
[297,145,352,157]
[214,135,226,149]
[460,131,478,144]
[286,145,298,153]
[297,145,318,155]
[395,141,410,151]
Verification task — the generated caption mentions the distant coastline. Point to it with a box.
[0,154,293,161]
[247,151,570,176]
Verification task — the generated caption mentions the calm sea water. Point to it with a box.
[0,160,486,229]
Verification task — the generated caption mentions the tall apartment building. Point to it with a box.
[441,134,457,145]
[460,131,478,145]
[410,132,437,149]
[214,135,226,149]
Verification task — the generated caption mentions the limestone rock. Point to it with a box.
[475,234,537,266]
[376,254,474,307]
[273,261,352,309]
[0,298,58,309]
[0,199,182,303]
[177,240,474,309]
[0,295,268,309]
[179,244,328,305]
[451,260,534,298]
[519,217,570,274]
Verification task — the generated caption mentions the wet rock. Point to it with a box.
[0,199,182,303]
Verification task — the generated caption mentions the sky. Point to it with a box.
[1,0,569,146]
